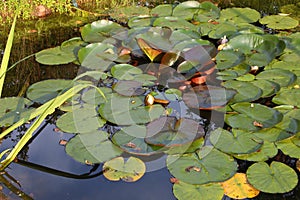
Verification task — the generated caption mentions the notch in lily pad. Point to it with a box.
[103,156,146,182]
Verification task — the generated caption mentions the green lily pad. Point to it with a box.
[112,80,145,96]
[127,16,152,28]
[112,125,163,155]
[210,128,263,154]
[222,80,262,103]
[56,105,105,133]
[110,6,150,23]
[153,17,196,30]
[0,97,34,127]
[172,1,200,20]
[81,87,112,105]
[225,113,260,131]
[103,156,146,182]
[35,46,76,65]
[193,1,220,22]
[183,86,236,110]
[217,70,238,81]
[26,79,73,103]
[251,80,280,98]
[65,130,123,164]
[216,50,245,70]
[236,74,255,82]
[78,43,117,71]
[220,7,261,24]
[275,136,300,158]
[208,22,238,39]
[173,181,224,200]
[165,137,204,155]
[150,4,173,17]
[167,146,237,184]
[246,161,298,193]
[259,15,299,30]
[111,64,142,80]
[99,93,164,125]
[256,69,296,87]
[81,20,124,43]
[145,116,205,147]
[230,103,283,128]
[273,88,300,107]
[60,37,84,52]
[253,127,293,142]
[234,141,278,162]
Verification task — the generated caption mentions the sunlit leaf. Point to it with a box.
[275,136,300,158]
[246,161,298,193]
[260,15,299,30]
[103,157,146,182]
[220,7,260,23]
[137,38,163,62]
[35,46,76,65]
[221,173,260,199]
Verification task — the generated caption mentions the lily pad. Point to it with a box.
[220,7,261,24]
[259,15,299,30]
[65,130,123,164]
[251,80,280,98]
[56,105,105,133]
[81,20,124,43]
[150,4,173,17]
[35,46,76,65]
[230,103,283,128]
[253,127,293,142]
[172,1,200,20]
[78,42,117,70]
[0,97,33,127]
[275,136,300,158]
[272,88,300,107]
[111,64,142,80]
[81,87,112,105]
[112,125,163,155]
[210,128,263,154]
[183,85,236,110]
[225,113,261,131]
[153,17,196,31]
[26,79,73,103]
[103,156,146,182]
[167,146,237,184]
[208,22,238,39]
[112,80,145,96]
[128,16,152,28]
[255,69,296,87]
[193,1,220,23]
[221,173,260,199]
[173,181,224,200]
[246,161,298,193]
[99,93,164,125]
[216,50,245,70]
[222,80,262,103]
[234,141,278,162]
[145,116,205,147]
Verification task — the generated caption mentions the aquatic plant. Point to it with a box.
[0,1,300,199]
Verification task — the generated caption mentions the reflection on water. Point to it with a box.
[3,124,176,200]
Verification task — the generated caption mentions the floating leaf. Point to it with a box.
[81,20,124,43]
[220,7,261,23]
[273,88,300,107]
[216,50,245,70]
[26,79,72,103]
[153,17,196,30]
[275,136,300,158]
[172,1,200,20]
[78,43,117,70]
[251,80,280,98]
[230,103,283,128]
[35,46,76,65]
[65,131,123,164]
[254,127,293,142]
[128,16,152,28]
[259,15,299,30]
[167,146,237,184]
[221,173,260,199]
[236,74,255,82]
[112,80,145,96]
[222,80,262,103]
[111,64,142,80]
[136,38,163,62]
[112,125,163,155]
[56,105,105,133]
[246,161,298,193]
[81,87,112,105]
[99,93,164,125]
[210,128,263,154]
[150,4,173,17]
[256,69,296,87]
[208,22,238,39]
[0,97,33,127]
[234,141,278,162]
[225,113,260,131]
[145,116,205,147]
[173,181,224,200]
[193,1,220,22]
[103,157,146,182]
[183,85,236,110]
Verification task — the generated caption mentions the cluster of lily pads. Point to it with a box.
[0,1,300,199]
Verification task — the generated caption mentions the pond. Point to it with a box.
[0,1,300,200]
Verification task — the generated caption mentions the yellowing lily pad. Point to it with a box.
[260,15,299,30]
[221,173,260,199]
[103,157,146,182]
[246,161,298,193]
